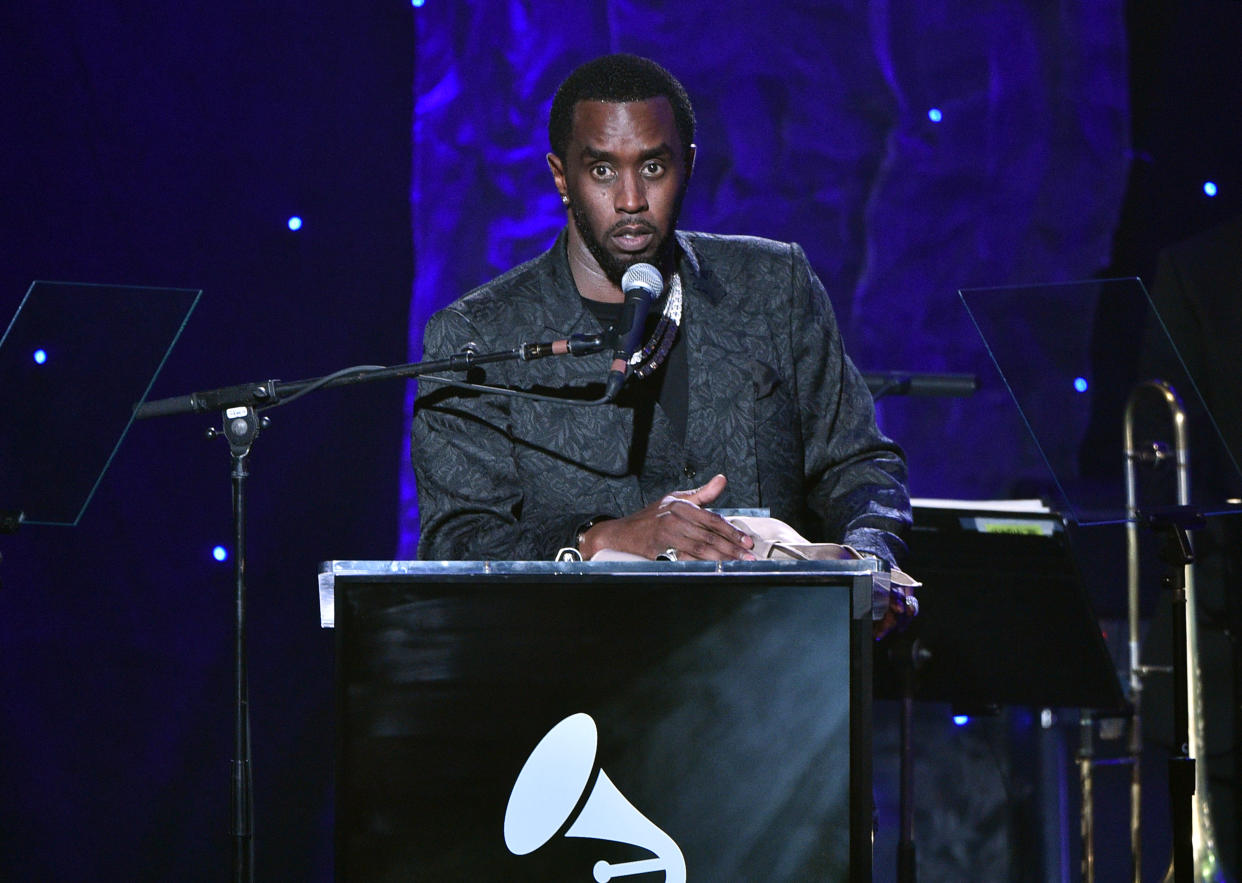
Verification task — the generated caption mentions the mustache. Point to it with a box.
[606,219,658,236]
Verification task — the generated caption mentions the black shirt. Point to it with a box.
[581,293,689,481]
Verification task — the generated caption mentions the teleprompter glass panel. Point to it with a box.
[0,281,199,525]
[960,277,1241,525]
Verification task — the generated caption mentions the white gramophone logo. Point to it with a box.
[503,712,687,882]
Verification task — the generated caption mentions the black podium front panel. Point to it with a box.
[325,560,875,882]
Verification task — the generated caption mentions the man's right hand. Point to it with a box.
[579,474,757,561]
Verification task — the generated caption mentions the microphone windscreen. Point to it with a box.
[620,263,663,298]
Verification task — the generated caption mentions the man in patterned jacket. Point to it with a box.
[412,55,911,603]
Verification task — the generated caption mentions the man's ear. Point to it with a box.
[546,152,567,201]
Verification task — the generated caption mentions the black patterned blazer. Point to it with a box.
[412,230,911,564]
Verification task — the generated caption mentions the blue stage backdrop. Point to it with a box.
[400,0,1130,556]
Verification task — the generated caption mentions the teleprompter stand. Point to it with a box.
[957,277,1242,880]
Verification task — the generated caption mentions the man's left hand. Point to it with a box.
[874,588,918,640]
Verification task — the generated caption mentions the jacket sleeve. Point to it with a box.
[411,306,597,560]
[785,243,912,565]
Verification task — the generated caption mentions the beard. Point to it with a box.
[568,189,685,287]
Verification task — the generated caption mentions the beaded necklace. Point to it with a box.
[628,272,682,379]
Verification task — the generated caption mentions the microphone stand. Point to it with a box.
[134,333,608,419]
[867,370,977,883]
[134,332,606,882]
[1144,505,1204,883]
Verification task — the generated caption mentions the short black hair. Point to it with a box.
[548,54,696,161]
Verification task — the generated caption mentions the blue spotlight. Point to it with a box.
[411,0,425,6]
[212,545,229,562]
[33,348,48,365]
[1203,181,1218,198]
[287,215,303,231]
[952,714,969,727]
[1074,376,1089,393]
[927,107,943,124]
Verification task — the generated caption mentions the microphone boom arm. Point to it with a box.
[134,333,607,419]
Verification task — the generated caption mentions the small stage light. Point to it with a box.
[213,545,229,562]
[952,714,969,727]
[927,108,943,123]
[411,0,425,6]
[1074,376,1088,393]
[287,215,303,231]
[1203,181,1218,198]
[33,348,48,364]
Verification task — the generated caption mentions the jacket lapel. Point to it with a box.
[679,238,760,508]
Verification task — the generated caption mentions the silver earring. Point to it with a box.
[561,194,570,206]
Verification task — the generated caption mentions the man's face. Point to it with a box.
[549,97,694,287]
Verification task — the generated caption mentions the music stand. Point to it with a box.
[0,280,200,529]
[875,502,1125,711]
[873,500,1124,883]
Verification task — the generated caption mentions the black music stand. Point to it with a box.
[875,503,1125,712]
[874,502,1125,883]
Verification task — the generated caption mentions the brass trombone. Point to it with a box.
[1122,379,1222,882]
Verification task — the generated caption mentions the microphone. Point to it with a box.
[603,263,663,401]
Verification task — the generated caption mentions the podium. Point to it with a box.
[321,559,879,881]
